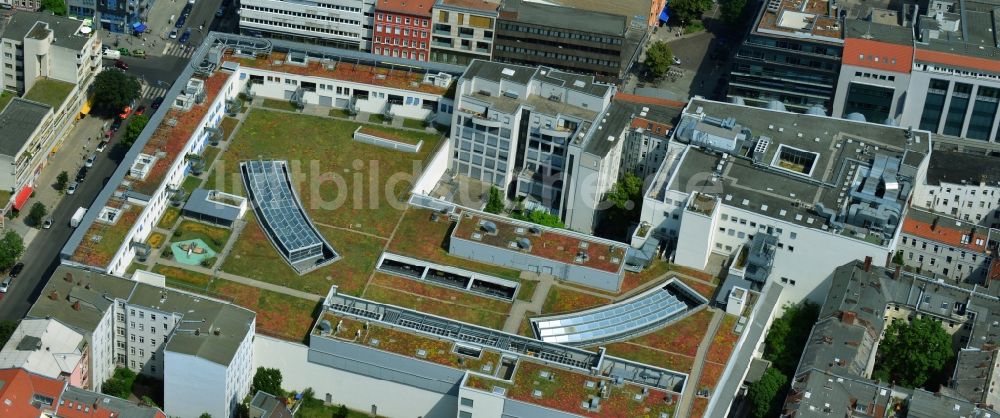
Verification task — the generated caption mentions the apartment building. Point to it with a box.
[28,265,256,418]
[372,0,433,61]
[0,367,166,418]
[636,98,931,305]
[0,319,88,388]
[911,150,1000,227]
[239,0,373,50]
[429,0,499,65]
[449,59,614,218]
[783,261,1000,417]
[899,208,996,283]
[0,0,39,10]
[0,12,101,212]
[493,0,646,83]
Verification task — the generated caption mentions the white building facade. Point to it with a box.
[239,0,374,50]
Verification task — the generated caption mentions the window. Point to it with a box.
[151,365,156,373]
[459,412,472,418]
[151,314,156,321]
[139,337,145,344]
[139,349,144,357]
[139,312,144,319]
[461,398,474,407]
[151,339,156,346]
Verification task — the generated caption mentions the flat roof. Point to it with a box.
[0,319,84,380]
[22,78,75,109]
[183,188,241,223]
[499,0,632,37]
[1,11,92,50]
[452,211,628,273]
[435,0,500,14]
[0,98,49,157]
[925,150,1000,186]
[539,0,651,22]
[584,95,682,157]
[668,99,928,236]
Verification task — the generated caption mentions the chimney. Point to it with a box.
[71,301,81,311]
[64,273,73,282]
[863,256,872,272]
[894,265,901,280]
[931,217,939,231]
[842,311,856,325]
[48,291,59,300]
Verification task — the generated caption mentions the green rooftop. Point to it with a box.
[0,90,13,111]
[23,77,75,109]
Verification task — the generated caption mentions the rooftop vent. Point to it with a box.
[480,220,498,234]
[501,68,516,76]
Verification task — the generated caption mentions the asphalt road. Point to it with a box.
[0,31,208,321]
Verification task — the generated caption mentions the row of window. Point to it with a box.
[375,25,428,38]
[376,13,429,27]
[374,48,426,61]
[241,5,361,26]
[374,36,427,49]
[496,23,622,45]
[853,71,896,82]
[900,236,982,259]
[493,44,620,68]
[239,17,360,38]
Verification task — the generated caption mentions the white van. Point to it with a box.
[103,49,121,60]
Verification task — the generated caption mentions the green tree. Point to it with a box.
[873,316,954,388]
[40,0,67,15]
[333,405,349,418]
[251,367,283,397]
[512,210,564,228]
[643,41,674,80]
[606,173,643,211]
[747,368,787,418]
[764,301,820,375]
[92,69,141,116]
[301,387,321,408]
[0,231,24,272]
[101,378,127,398]
[0,320,19,348]
[720,0,748,24]
[199,414,212,418]
[56,171,69,192]
[27,202,47,227]
[669,0,712,25]
[484,186,504,214]
[139,395,158,408]
[122,115,150,149]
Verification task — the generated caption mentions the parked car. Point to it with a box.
[76,166,88,182]
[175,15,186,28]
[42,218,52,229]
[135,105,146,116]
[0,277,11,293]
[9,263,23,279]
[216,6,225,17]
[151,97,164,110]
[132,49,145,58]
[84,153,96,168]
[115,59,128,70]
[110,118,123,131]
[66,181,78,195]
[179,29,191,45]
[2,262,24,293]
[96,139,109,152]
[169,29,178,39]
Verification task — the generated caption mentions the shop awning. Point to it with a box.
[12,186,32,211]
[659,5,669,23]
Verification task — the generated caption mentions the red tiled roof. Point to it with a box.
[842,38,913,73]
[0,368,64,417]
[376,0,433,16]
[630,117,672,136]
[614,93,686,109]
[902,217,988,253]
[915,48,1000,74]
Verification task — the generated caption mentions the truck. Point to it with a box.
[70,207,87,228]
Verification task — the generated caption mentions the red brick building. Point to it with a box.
[373,0,433,61]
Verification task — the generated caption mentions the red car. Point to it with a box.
[134,105,146,116]
[115,59,128,70]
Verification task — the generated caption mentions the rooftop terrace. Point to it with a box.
[453,212,627,273]
[226,51,452,95]
[128,71,231,197]
[754,0,843,42]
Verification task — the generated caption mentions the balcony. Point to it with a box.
[433,29,451,37]
[431,40,451,48]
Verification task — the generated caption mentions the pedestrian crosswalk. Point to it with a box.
[161,43,196,59]
[140,83,167,100]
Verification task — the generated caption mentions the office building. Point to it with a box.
[636,98,931,305]
[782,260,1000,417]
[449,59,614,219]
[911,150,1000,227]
[493,0,646,83]
[372,0,433,61]
[239,0,373,50]
[27,266,256,418]
[898,207,996,283]
[0,12,101,213]
[429,0,499,65]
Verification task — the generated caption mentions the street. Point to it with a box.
[0,0,229,321]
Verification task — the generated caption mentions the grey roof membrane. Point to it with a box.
[2,11,91,51]
[183,188,241,223]
[0,98,50,157]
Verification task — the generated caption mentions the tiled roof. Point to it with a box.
[842,38,913,73]
[902,214,988,254]
[0,368,64,417]
[375,0,434,16]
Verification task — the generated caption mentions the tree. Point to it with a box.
[0,320,19,348]
[643,41,674,80]
[56,171,69,192]
[484,186,504,214]
[199,414,213,418]
[747,368,787,418]
[873,316,954,388]
[92,69,141,116]
[0,231,24,272]
[301,387,321,408]
[251,367,283,397]
[139,395,158,408]
[512,210,564,228]
[764,301,820,375]
[27,202,47,226]
[668,0,713,25]
[720,0,748,24]
[333,405,349,418]
[40,0,67,15]
[606,173,643,211]
[122,114,150,149]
